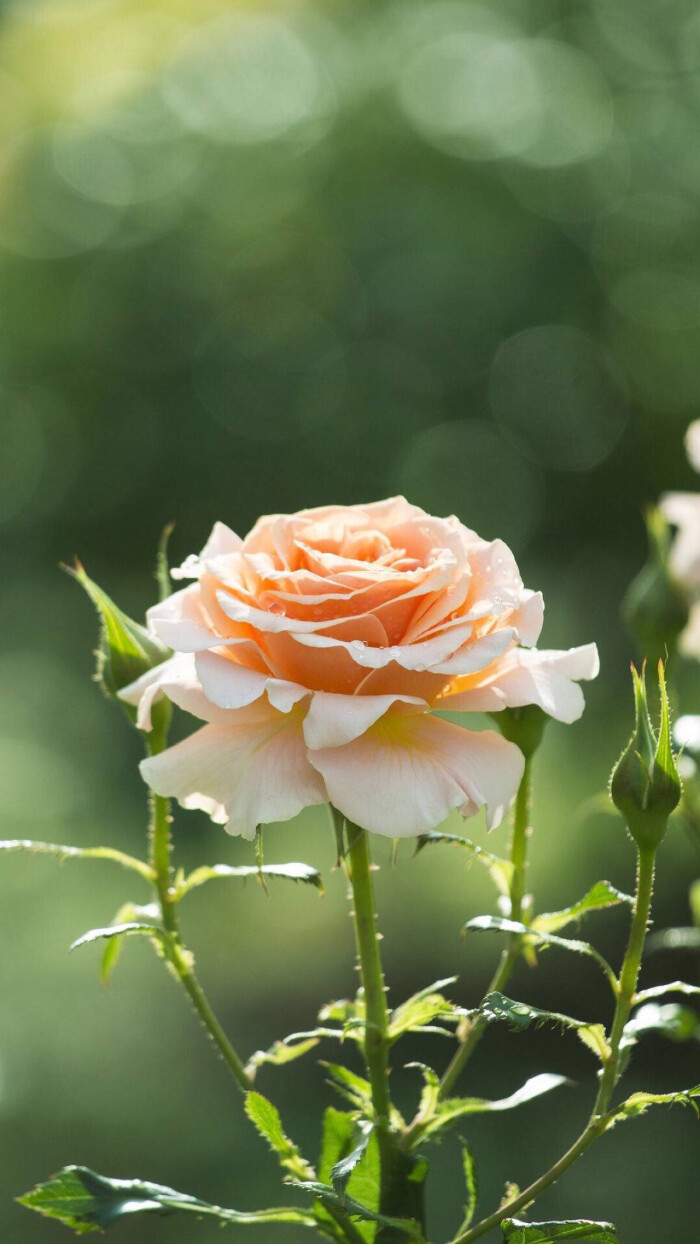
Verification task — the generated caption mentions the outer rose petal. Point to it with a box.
[686,420,700,474]
[680,600,700,658]
[140,704,327,839]
[119,653,234,729]
[442,643,600,724]
[171,522,242,580]
[659,493,700,590]
[309,713,524,836]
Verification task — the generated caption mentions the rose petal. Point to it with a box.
[443,643,600,723]
[171,522,243,580]
[660,493,700,589]
[119,653,234,729]
[310,713,524,836]
[140,704,327,839]
[303,691,427,750]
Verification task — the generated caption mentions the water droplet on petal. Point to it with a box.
[350,639,366,652]
[269,602,286,616]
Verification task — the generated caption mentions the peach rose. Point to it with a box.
[660,419,700,658]
[121,498,598,838]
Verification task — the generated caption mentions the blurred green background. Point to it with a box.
[1,0,699,1240]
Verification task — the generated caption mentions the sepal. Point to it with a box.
[609,661,681,850]
[67,560,170,726]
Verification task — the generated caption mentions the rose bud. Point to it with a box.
[68,560,171,727]
[610,660,682,851]
[622,507,689,668]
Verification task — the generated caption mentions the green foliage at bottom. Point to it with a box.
[18,1166,317,1234]
[501,1219,619,1243]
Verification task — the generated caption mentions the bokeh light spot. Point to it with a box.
[490,325,628,472]
[398,419,543,551]
[163,14,331,146]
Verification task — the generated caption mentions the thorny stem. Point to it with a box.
[437,757,533,1100]
[448,844,657,1244]
[145,725,252,1093]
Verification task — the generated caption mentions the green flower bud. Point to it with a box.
[622,507,689,667]
[67,560,171,726]
[610,661,682,851]
[493,704,548,759]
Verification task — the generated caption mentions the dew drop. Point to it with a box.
[268,602,286,616]
[350,639,366,652]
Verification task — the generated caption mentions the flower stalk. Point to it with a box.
[438,755,533,1099]
[449,841,657,1244]
[146,721,252,1093]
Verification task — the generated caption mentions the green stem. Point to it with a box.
[593,845,656,1112]
[345,821,392,1124]
[438,758,532,1100]
[449,844,657,1244]
[145,729,252,1093]
[344,820,423,1240]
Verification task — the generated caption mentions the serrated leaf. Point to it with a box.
[290,1181,423,1240]
[464,916,617,988]
[459,1141,478,1232]
[625,1002,700,1042]
[322,1064,375,1113]
[244,1092,314,1181]
[331,1121,374,1197]
[176,861,323,900]
[421,1074,568,1142]
[647,926,700,952]
[415,831,513,896]
[70,923,167,953]
[387,978,459,1040]
[17,1166,317,1233]
[245,1034,320,1077]
[99,902,161,985]
[635,980,700,1003]
[532,882,633,936]
[0,839,154,882]
[615,1084,700,1119]
[316,1109,380,1241]
[501,1218,619,1242]
[406,1063,441,1122]
[479,992,610,1063]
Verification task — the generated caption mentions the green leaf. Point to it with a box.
[98,902,161,984]
[479,992,610,1063]
[464,916,617,989]
[532,882,633,936]
[415,831,513,896]
[501,1218,619,1242]
[330,1121,374,1197]
[70,923,167,953]
[245,1034,320,1077]
[66,561,169,709]
[316,1109,380,1241]
[624,1002,700,1042]
[647,926,700,953]
[156,522,175,602]
[635,980,700,1003]
[244,1092,315,1181]
[459,1141,478,1232]
[691,878,700,926]
[406,1063,441,1122]
[176,861,323,900]
[17,1166,318,1233]
[322,1064,375,1114]
[387,978,459,1040]
[290,1182,422,1240]
[0,839,154,882]
[420,1073,568,1142]
[615,1084,700,1120]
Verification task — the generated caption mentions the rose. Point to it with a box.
[660,419,700,658]
[121,498,598,838]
